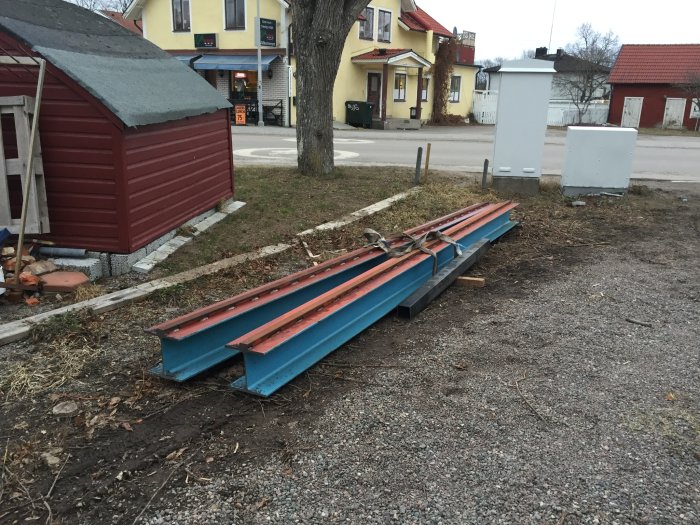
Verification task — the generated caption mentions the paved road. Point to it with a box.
[232,125,700,182]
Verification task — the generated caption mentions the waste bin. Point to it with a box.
[410,107,418,119]
[346,100,374,128]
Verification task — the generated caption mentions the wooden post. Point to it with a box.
[423,142,432,183]
[414,146,423,185]
[14,58,46,282]
[381,63,389,123]
[482,158,489,190]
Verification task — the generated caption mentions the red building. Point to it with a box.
[0,0,233,253]
[608,44,700,130]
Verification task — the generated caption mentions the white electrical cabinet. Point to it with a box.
[561,127,637,195]
[492,59,555,194]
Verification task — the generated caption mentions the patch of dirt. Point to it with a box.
[0,179,697,524]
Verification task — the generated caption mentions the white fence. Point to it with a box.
[547,102,609,126]
[472,90,498,124]
[471,90,609,126]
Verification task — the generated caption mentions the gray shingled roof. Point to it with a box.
[0,0,230,127]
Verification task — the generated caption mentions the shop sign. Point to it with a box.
[194,33,217,49]
[235,104,247,126]
[259,18,276,47]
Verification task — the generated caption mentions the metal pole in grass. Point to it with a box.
[423,143,432,183]
[481,158,489,190]
[414,146,423,185]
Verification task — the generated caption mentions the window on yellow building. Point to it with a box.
[421,77,430,102]
[172,0,190,32]
[378,10,391,42]
[359,8,374,40]
[225,0,245,30]
[394,73,406,102]
[449,76,461,102]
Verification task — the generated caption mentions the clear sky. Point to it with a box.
[426,0,700,62]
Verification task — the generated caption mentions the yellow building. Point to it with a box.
[125,0,477,128]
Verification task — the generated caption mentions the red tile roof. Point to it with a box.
[399,6,453,38]
[352,48,413,61]
[610,44,700,84]
[99,9,142,35]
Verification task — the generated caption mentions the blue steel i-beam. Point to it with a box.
[149,208,487,381]
[230,211,517,397]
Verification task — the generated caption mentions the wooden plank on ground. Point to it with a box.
[455,276,486,288]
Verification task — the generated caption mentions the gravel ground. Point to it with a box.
[2,185,698,525]
[138,200,699,524]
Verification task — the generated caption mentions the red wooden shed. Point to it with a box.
[0,0,233,253]
[608,44,700,130]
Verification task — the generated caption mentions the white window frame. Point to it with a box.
[377,9,392,43]
[449,76,461,103]
[223,0,246,31]
[358,7,374,41]
[393,72,406,102]
[171,0,191,32]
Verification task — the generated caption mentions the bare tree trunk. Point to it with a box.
[291,0,369,175]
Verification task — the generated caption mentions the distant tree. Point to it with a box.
[432,38,458,122]
[62,0,130,12]
[104,0,131,12]
[555,23,620,124]
[520,49,535,59]
[62,0,106,10]
[291,0,371,175]
[475,57,505,90]
[673,72,700,131]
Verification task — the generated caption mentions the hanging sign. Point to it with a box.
[259,18,276,47]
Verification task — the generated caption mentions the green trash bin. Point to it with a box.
[346,101,374,128]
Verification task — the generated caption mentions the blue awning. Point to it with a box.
[172,55,201,67]
[193,54,280,71]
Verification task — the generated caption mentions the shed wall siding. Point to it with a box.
[609,84,697,129]
[0,32,125,252]
[123,109,233,251]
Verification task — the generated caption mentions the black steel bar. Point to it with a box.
[396,239,490,320]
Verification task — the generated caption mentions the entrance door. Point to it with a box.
[367,72,382,118]
[663,98,686,129]
[621,97,643,128]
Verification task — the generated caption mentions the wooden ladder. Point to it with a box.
[0,95,49,234]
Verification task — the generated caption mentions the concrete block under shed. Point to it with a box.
[50,257,103,281]
[561,127,637,196]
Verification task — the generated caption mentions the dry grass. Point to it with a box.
[0,312,104,401]
[73,284,104,302]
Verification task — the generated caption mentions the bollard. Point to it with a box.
[414,147,423,185]
[424,143,432,183]
[482,158,489,190]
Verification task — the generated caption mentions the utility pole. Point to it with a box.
[256,0,264,126]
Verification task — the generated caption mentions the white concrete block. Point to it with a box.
[50,257,103,281]
[193,212,227,236]
[132,236,192,274]
[222,200,246,214]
